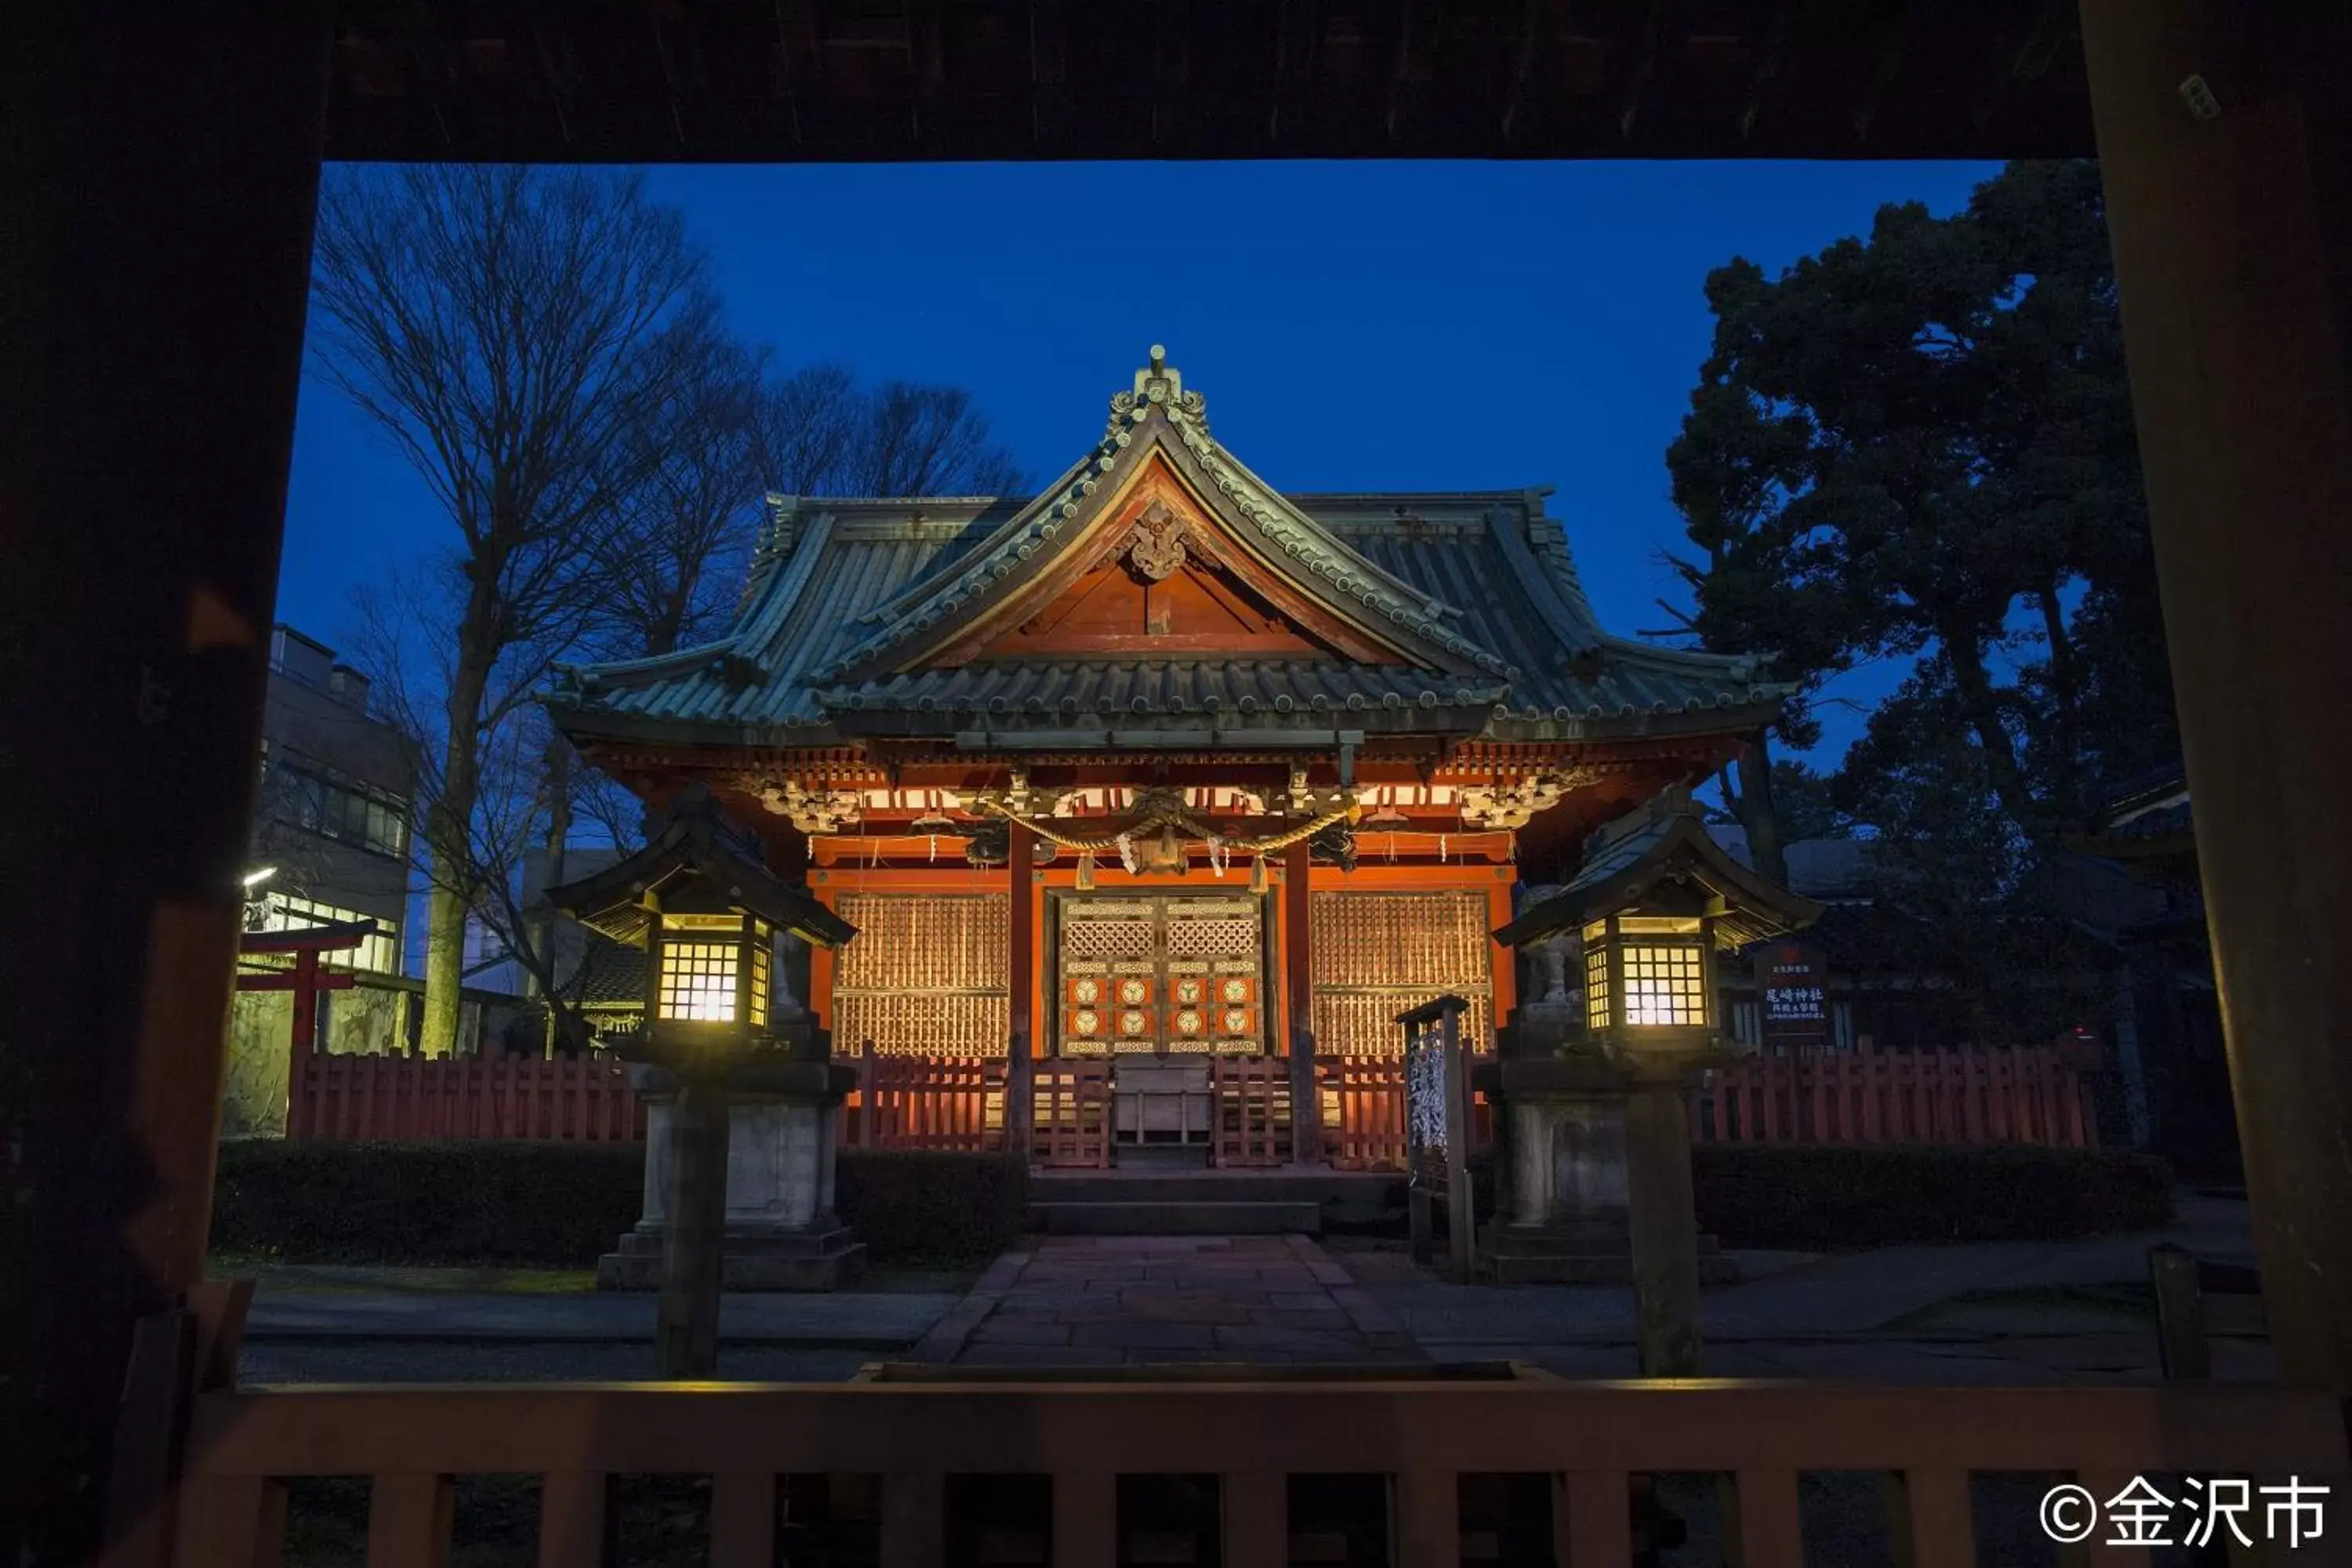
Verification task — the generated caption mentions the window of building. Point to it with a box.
[260,743,411,859]
[252,893,401,975]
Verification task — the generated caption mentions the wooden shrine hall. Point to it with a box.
[547,348,1790,1162]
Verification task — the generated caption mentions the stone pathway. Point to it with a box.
[911,1235,1423,1368]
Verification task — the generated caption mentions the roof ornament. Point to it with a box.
[1107,345,1210,441]
[1123,499,1189,582]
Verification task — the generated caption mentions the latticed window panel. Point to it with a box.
[1622,942,1708,1026]
[833,895,1011,1057]
[1309,891,1493,1058]
[657,942,739,1022]
[1585,943,1612,1030]
[1165,913,1260,956]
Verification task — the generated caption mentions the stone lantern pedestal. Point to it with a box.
[1475,1052,1737,1287]
[598,1057,866,1292]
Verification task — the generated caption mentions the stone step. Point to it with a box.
[1029,1200,1323,1236]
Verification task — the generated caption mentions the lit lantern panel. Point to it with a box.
[656,912,757,1025]
[658,940,740,1022]
[1622,943,1708,1025]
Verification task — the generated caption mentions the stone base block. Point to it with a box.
[1478,1221,1740,1287]
[597,1224,868,1293]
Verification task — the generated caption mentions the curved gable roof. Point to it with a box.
[547,351,1791,749]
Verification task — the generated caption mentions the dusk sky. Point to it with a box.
[278,158,2002,764]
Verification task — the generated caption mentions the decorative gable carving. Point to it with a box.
[950,457,1381,664]
[1123,499,1189,583]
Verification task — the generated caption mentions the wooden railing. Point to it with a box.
[1210,1054,1290,1167]
[840,1046,1007,1152]
[285,1052,642,1142]
[1033,1059,1114,1168]
[1693,1042,2096,1149]
[164,1379,2351,1567]
[1319,1054,1409,1170]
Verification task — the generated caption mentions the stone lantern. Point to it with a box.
[546,785,861,1376]
[1486,788,1820,1374]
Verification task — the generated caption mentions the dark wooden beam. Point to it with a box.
[1617,0,1670,146]
[1850,5,1911,145]
[1972,0,2076,133]
[1737,0,1794,142]
[1499,0,1549,146]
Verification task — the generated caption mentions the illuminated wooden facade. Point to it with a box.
[547,350,1788,1087]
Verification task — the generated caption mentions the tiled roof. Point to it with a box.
[549,354,1789,749]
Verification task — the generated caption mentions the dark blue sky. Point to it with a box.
[279,158,2000,763]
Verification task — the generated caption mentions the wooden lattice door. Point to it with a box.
[1055,895,1265,1056]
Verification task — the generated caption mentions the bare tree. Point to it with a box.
[310,165,736,1058]
[760,366,1026,496]
[599,338,770,659]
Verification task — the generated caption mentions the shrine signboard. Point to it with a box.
[1753,939,1830,1053]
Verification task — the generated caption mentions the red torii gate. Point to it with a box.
[233,920,378,1070]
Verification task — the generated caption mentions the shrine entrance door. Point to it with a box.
[1052,893,1269,1058]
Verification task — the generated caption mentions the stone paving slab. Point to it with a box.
[924,1235,1427,1369]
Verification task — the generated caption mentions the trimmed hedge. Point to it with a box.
[209,1141,1029,1269]
[1691,1143,2175,1250]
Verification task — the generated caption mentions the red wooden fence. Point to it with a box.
[1319,1054,1408,1170]
[1693,1042,2096,1148]
[286,1052,642,1142]
[1210,1054,1290,1167]
[1031,1059,1114,1167]
[840,1047,1007,1152]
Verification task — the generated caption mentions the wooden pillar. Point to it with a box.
[2082,0,2352,1392]
[656,1073,732,1379]
[1624,1077,1704,1377]
[0,5,329,1559]
[1007,823,1040,1160]
[1283,840,1321,1163]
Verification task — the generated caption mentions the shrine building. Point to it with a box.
[546,349,1789,1100]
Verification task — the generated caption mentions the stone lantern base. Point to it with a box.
[597,1063,867,1292]
[1475,1054,1737,1287]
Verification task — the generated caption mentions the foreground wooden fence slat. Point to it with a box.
[169,1381,2351,1568]
[840,1047,1009,1152]
[286,1054,642,1142]
[1693,1043,2095,1149]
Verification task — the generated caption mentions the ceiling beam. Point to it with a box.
[1850,5,1911,144]
[1499,0,1552,147]
[1972,0,2075,132]
[1737,0,1794,143]
[1617,0,1670,145]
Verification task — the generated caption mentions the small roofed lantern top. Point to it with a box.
[1496,788,1822,1060]
[544,786,856,1061]
[1497,788,1824,953]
